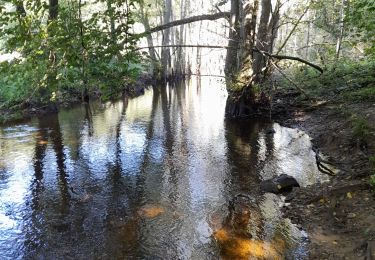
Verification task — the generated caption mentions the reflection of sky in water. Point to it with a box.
[0,78,320,259]
[259,123,329,186]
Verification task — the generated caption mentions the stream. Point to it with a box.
[0,77,328,259]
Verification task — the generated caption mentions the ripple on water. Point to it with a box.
[0,78,324,259]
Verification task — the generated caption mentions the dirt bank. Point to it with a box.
[273,91,375,259]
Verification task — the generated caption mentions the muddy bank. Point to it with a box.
[272,90,375,259]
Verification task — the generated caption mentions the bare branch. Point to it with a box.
[253,47,323,73]
[136,45,323,73]
[135,44,236,51]
[136,12,230,37]
[276,4,310,55]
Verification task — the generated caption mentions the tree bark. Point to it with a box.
[335,0,346,59]
[139,4,159,75]
[252,0,272,80]
[161,0,172,80]
[225,0,241,77]
[175,0,187,76]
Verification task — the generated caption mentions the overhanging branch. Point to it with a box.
[254,48,324,73]
[136,44,324,73]
[136,12,230,37]
[135,44,236,51]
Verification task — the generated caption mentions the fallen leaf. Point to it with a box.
[347,192,353,199]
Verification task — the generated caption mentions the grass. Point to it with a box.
[279,58,375,101]
[370,156,375,189]
[350,115,372,142]
[343,86,375,102]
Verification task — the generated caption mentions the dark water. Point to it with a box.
[0,78,327,259]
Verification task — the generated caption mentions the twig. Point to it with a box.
[313,147,337,176]
[269,59,312,99]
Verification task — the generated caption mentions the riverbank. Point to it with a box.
[0,74,154,125]
[272,90,375,259]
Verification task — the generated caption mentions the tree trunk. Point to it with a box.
[42,0,59,102]
[161,0,172,80]
[139,4,159,76]
[225,0,274,118]
[224,0,241,77]
[252,0,272,80]
[336,0,346,59]
[175,0,187,76]
[107,1,117,45]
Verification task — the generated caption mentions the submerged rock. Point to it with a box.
[260,174,300,194]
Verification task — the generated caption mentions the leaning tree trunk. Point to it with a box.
[140,5,159,77]
[225,0,276,118]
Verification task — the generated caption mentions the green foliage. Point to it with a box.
[0,0,142,109]
[370,174,375,189]
[343,86,375,102]
[283,59,375,100]
[0,57,48,107]
[350,115,371,141]
[370,156,375,190]
[347,0,375,56]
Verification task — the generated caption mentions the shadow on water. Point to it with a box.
[0,77,326,259]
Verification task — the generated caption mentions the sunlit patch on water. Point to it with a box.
[213,228,285,260]
[37,140,49,145]
[137,205,165,218]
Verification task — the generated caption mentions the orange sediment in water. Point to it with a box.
[137,205,165,218]
[37,140,49,145]
[213,228,284,260]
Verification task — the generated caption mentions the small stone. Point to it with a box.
[348,213,356,219]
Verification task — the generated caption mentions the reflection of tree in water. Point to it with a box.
[24,113,71,256]
[84,102,94,137]
[224,119,264,191]
[212,119,293,259]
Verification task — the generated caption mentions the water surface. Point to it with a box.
[0,77,327,259]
